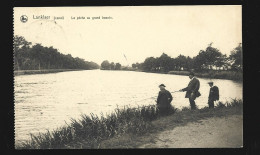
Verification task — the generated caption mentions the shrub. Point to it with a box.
[215,101,226,108]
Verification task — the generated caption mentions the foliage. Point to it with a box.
[229,43,242,71]
[101,60,122,70]
[115,63,122,70]
[101,60,111,70]
[134,42,242,73]
[13,35,99,70]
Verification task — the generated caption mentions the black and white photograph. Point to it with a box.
[13,6,243,149]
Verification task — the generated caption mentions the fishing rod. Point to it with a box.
[170,90,182,93]
[135,90,182,103]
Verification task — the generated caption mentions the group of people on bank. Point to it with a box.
[156,72,219,114]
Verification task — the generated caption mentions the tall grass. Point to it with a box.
[218,98,243,108]
[17,99,242,149]
[17,105,175,149]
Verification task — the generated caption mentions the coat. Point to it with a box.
[182,77,201,99]
[209,86,219,101]
[157,89,173,108]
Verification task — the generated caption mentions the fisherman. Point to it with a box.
[207,81,219,108]
[179,72,201,110]
[156,84,173,115]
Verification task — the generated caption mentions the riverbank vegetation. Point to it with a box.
[168,70,242,81]
[101,60,122,70]
[14,35,100,71]
[16,99,242,149]
[130,43,242,81]
[14,69,87,76]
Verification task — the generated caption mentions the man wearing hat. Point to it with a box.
[179,72,201,110]
[207,81,219,108]
[156,84,173,115]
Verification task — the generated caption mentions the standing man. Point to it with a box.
[207,82,219,108]
[156,84,173,115]
[179,72,201,110]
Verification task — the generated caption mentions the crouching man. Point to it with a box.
[156,84,173,115]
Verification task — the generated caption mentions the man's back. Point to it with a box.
[157,89,173,106]
[209,86,219,101]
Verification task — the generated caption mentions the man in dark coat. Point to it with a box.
[156,84,173,115]
[180,72,201,110]
[207,82,219,108]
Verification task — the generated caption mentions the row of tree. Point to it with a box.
[101,60,122,70]
[14,35,100,70]
[132,43,242,72]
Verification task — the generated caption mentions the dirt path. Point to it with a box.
[140,115,243,148]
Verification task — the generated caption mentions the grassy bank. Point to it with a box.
[14,69,86,76]
[168,70,242,81]
[16,99,242,149]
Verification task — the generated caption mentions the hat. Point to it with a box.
[207,81,213,84]
[189,72,195,76]
[159,84,166,87]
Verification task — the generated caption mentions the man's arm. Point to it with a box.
[181,87,188,91]
[168,91,173,102]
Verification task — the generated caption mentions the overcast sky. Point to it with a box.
[14,6,242,66]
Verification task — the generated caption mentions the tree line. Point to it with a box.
[14,35,100,70]
[101,60,122,70]
[132,43,242,72]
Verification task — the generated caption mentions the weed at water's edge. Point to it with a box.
[16,100,241,149]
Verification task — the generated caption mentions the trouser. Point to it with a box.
[189,98,196,110]
[208,99,214,108]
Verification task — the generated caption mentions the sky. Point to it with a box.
[14,6,242,66]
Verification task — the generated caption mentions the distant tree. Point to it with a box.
[132,63,137,69]
[115,63,122,70]
[110,62,115,70]
[215,54,229,70]
[101,60,111,70]
[86,61,100,69]
[193,43,222,71]
[13,35,32,70]
[135,63,140,69]
[132,62,141,69]
[204,43,222,69]
[142,57,156,71]
[186,56,194,71]
[14,35,32,52]
[175,54,187,71]
[158,53,172,72]
[193,50,207,71]
[13,35,99,70]
[229,43,242,71]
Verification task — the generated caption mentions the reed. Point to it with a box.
[17,99,242,149]
[17,105,176,149]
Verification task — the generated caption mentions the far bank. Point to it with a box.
[14,69,89,76]
[168,70,242,81]
[125,69,242,81]
[14,68,242,82]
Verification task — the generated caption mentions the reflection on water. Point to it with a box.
[14,70,242,144]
